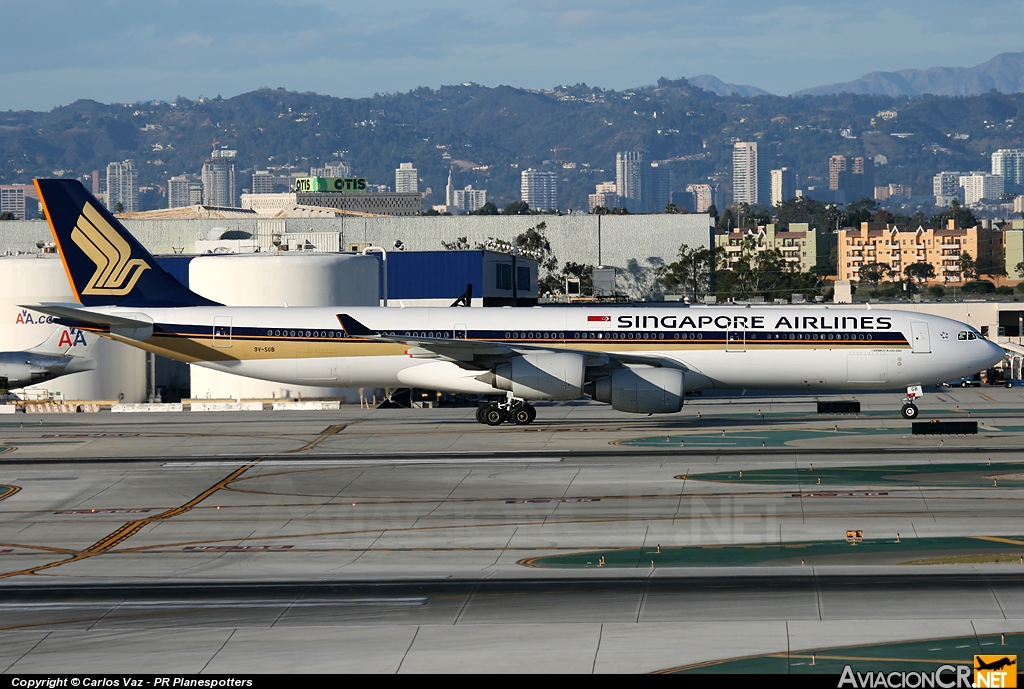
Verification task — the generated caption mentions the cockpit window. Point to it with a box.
[958,331,978,341]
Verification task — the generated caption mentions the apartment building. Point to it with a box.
[715,222,833,274]
[837,222,1002,284]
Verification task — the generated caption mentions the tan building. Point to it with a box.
[837,222,1001,284]
[715,223,834,274]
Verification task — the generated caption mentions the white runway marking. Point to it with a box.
[164,457,564,467]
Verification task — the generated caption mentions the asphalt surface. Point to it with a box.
[3,387,1024,672]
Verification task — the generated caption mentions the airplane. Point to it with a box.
[25,178,1006,425]
[976,657,1017,672]
[0,325,96,394]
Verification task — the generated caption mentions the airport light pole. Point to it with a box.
[362,246,388,306]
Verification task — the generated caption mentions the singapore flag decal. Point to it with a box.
[587,316,611,322]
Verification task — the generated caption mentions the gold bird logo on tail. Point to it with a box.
[70,202,150,295]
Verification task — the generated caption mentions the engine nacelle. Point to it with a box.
[593,366,684,414]
[489,352,585,400]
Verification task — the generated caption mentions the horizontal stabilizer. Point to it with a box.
[23,303,153,329]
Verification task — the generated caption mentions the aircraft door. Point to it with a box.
[726,330,745,352]
[213,316,233,348]
[910,322,931,353]
[454,323,467,340]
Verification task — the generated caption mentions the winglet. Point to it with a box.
[337,314,379,338]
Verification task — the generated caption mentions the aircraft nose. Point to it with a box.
[985,339,1007,367]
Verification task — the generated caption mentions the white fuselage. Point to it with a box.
[66,304,1005,400]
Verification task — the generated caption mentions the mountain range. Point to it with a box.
[689,51,1024,98]
[3,56,1024,213]
[793,51,1024,97]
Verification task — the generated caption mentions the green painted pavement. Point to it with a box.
[684,461,1024,487]
[622,424,1024,450]
[520,535,1024,568]
[667,633,1024,674]
[0,485,19,501]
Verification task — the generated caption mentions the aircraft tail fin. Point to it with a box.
[27,326,96,355]
[35,179,220,307]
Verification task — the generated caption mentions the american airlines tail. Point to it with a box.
[27,326,96,356]
[35,179,220,308]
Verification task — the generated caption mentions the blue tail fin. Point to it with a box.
[35,179,220,307]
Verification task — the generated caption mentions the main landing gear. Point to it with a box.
[901,384,924,419]
[476,398,536,426]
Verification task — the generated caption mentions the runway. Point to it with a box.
[2,387,1024,672]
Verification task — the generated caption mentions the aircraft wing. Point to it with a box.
[337,313,687,372]
[23,304,154,341]
[22,303,153,329]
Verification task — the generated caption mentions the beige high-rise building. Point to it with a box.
[685,184,714,213]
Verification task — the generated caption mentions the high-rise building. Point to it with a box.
[850,156,874,201]
[959,172,1004,207]
[520,169,557,211]
[770,168,797,206]
[616,151,643,212]
[106,160,138,213]
[452,185,487,213]
[732,142,759,206]
[828,155,873,203]
[828,155,849,202]
[202,150,238,207]
[646,163,673,214]
[588,182,618,212]
[933,171,963,206]
[992,149,1024,195]
[251,171,276,195]
[686,184,714,213]
[395,163,418,194]
[0,186,26,219]
[167,175,194,208]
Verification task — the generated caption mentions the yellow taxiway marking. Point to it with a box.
[0,462,258,580]
[972,535,1024,546]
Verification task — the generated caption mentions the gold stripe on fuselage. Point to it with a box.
[91,330,910,364]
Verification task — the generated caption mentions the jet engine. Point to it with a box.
[592,366,684,414]
[487,352,585,400]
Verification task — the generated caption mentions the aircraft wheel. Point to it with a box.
[476,406,490,424]
[901,403,919,420]
[524,404,537,424]
[483,407,505,426]
[511,407,533,425]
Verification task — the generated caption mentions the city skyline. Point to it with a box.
[1,2,1022,111]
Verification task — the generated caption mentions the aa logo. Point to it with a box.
[15,309,54,325]
[975,655,1017,688]
[70,202,149,296]
[58,329,88,348]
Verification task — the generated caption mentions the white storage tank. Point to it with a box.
[187,253,380,400]
[0,255,146,401]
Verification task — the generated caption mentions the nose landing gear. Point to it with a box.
[476,398,536,426]
[901,384,923,419]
